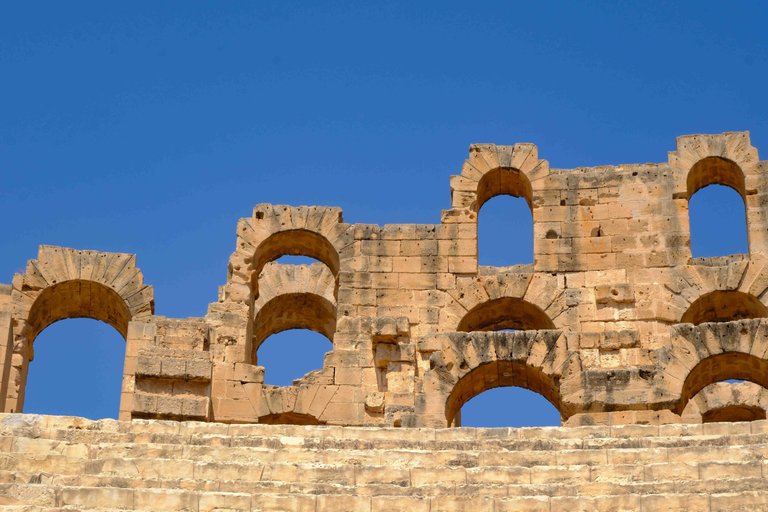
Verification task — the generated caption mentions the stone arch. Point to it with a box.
[222,204,349,304]
[6,246,153,413]
[657,317,768,414]
[249,229,340,292]
[448,143,549,211]
[686,156,746,199]
[457,297,555,332]
[681,381,768,423]
[255,262,337,308]
[258,412,326,425]
[668,132,764,254]
[445,360,561,426]
[657,256,768,324]
[252,292,336,363]
[675,352,768,415]
[439,271,565,332]
[251,262,337,367]
[680,290,768,325]
[669,132,759,198]
[416,328,575,426]
[475,168,534,212]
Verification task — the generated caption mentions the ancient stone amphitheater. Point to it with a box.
[2,131,768,510]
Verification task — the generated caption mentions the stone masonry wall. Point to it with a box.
[2,131,768,428]
[2,413,768,511]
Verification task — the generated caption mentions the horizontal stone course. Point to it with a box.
[1,414,768,510]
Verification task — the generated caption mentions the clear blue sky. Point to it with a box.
[1,2,765,425]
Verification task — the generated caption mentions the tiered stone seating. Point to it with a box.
[1,413,767,511]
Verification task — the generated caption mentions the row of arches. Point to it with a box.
[450,346,768,427]
[17,283,768,425]
[475,156,750,268]
[10,187,768,426]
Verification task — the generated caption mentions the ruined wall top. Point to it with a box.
[2,131,768,428]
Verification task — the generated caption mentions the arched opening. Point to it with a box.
[250,229,340,291]
[457,297,555,332]
[258,412,326,425]
[24,280,133,342]
[252,292,335,384]
[475,168,534,211]
[680,291,767,325]
[474,168,534,267]
[703,405,766,423]
[24,318,125,419]
[676,352,768,414]
[689,185,748,257]
[459,386,561,427]
[687,157,746,199]
[274,255,324,265]
[13,279,132,414]
[478,196,533,266]
[446,361,562,427]
[257,329,332,385]
[686,157,748,258]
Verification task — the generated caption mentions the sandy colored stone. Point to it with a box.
[2,131,768,433]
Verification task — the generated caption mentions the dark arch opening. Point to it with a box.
[676,352,768,414]
[703,405,766,423]
[257,329,332,386]
[446,360,562,427]
[24,318,125,419]
[689,184,748,257]
[250,229,340,291]
[474,168,533,212]
[252,293,336,354]
[680,291,767,325]
[687,156,746,199]
[457,297,555,332]
[258,412,326,425]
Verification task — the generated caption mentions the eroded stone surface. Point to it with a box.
[1,413,768,511]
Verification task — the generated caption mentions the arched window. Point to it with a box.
[680,291,767,325]
[681,381,767,423]
[687,157,748,257]
[689,185,748,257]
[459,386,561,427]
[475,168,534,267]
[457,297,555,332]
[676,352,768,415]
[446,361,562,427]
[252,292,335,384]
[478,196,533,266]
[257,329,331,386]
[23,318,125,419]
[10,278,135,415]
[250,229,340,291]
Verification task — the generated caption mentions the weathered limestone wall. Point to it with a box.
[2,131,768,428]
[2,413,768,511]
